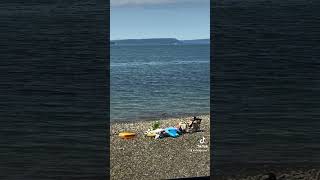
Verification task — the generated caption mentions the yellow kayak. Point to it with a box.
[119,132,136,139]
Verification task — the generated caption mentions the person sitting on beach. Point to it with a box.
[176,116,202,133]
[188,116,202,133]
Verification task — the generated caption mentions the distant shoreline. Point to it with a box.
[110,38,210,46]
[110,112,210,124]
[110,44,210,47]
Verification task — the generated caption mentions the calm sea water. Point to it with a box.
[212,0,320,176]
[111,45,210,122]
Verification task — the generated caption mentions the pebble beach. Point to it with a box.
[110,115,210,180]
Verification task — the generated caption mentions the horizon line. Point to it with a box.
[110,37,210,41]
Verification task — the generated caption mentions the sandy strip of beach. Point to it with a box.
[110,115,210,180]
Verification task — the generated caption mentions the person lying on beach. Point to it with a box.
[145,127,182,139]
[175,122,188,133]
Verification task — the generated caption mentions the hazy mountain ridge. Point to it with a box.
[181,39,210,44]
[110,38,210,45]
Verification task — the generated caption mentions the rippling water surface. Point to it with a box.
[111,45,210,122]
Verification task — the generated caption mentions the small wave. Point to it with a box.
[110,60,209,67]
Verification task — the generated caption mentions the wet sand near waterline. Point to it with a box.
[110,115,210,180]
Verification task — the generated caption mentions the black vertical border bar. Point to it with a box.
[106,0,111,179]
[210,0,215,178]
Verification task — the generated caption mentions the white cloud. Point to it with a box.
[111,0,207,7]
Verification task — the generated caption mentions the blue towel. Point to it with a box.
[165,127,180,138]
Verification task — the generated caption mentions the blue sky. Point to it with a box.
[111,0,210,40]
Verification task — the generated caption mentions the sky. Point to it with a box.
[110,0,210,40]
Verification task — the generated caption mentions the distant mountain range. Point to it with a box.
[110,38,210,45]
[180,39,210,45]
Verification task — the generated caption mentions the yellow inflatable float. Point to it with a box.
[145,131,157,137]
[144,129,164,138]
[118,132,136,139]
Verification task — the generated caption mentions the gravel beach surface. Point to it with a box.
[110,115,210,180]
